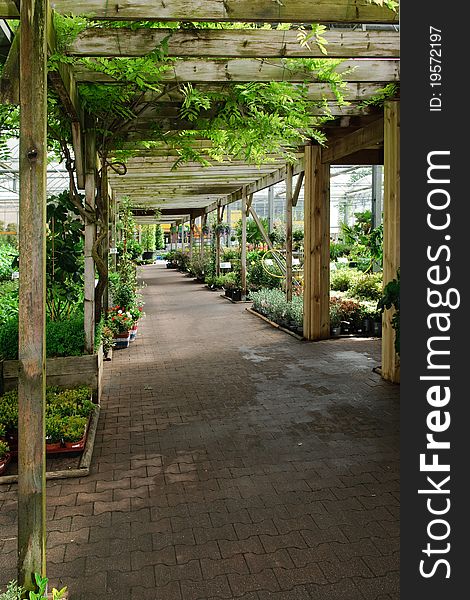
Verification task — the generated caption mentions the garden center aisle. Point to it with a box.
[0,263,399,600]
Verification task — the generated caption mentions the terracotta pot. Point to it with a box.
[46,441,62,453]
[64,437,86,451]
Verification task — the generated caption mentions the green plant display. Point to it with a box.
[0,317,85,361]
[155,224,165,250]
[141,224,156,252]
[46,190,84,320]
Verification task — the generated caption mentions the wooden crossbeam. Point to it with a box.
[292,171,304,207]
[321,117,384,163]
[74,58,400,84]
[145,82,392,103]
[26,1,399,24]
[68,28,399,59]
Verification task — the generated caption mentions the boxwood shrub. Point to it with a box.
[0,317,85,360]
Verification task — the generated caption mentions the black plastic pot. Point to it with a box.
[231,289,242,302]
[142,251,157,260]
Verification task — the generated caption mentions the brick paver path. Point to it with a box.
[0,264,399,599]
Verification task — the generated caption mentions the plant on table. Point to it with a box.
[61,415,88,443]
[107,306,134,334]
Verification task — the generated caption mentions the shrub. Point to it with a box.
[0,440,10,459]
[348,271,383,300]
[330,268,360,292]
[0,281,19,326]
[249,288,302,328]
[0,317,85,360]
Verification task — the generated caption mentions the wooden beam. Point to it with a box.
[68,28,400,59]
[74,58,400,84]
[292,171,304,207]
[381,101,400,383]
[286,164,293,302]
[303,145,330,341]
[321,117,384,163]
[329,148,384,165]
[84,119,96,354]
[17,0,47,591]
[40,1,400,24]
[0,26,19,104]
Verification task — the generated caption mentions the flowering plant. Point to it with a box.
[107,306,134,334]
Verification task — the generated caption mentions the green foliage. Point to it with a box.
[0,440,10,459]
[247,251,282,291]
[141,224,156,252]
[348,272,383,301]
[330,268,360,292]
[155,224,165,250]
[269,223,286,246]
[236,218,269,248]
[250,288,303,328]
[0,317,85,360]
[339,211,383,270]
[378,270,400,355]
[0,246,18,281]
[46,190,84,320]
[0,281,19,327]
[330,242,351,260]
[0,574,66,600]
[358,83,398,109]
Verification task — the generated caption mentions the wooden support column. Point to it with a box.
[241,191,250,299]
[303,145,330,341]
[189,216,195,260]
[216,202,222,276]
[84,119,96,354]
[286,164,294,302]
[200,214,207,258]
[17,0,48,590]
[382,101,400,383]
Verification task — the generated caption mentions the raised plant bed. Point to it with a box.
[246,307,304,341]
[0,346,103,402]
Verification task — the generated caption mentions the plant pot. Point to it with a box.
[340,322,351,334]
[330,326,341,337]
[142,251,156,261]
[231,289,242,302]
[64,437,86,451]
[104,347,113,361]
[362,318,372,335]
[224,288,231,297]
[113,331,131,349]
[0,453,12,475]
[129,325,138,342]
[46,441,62,453]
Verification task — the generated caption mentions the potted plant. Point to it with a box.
[101,325,114,360]
[62,415,88,450]
[0,439,11,475]
[377,270,400,352]
[329,298,343,336]
[45,414,64,452]
[107,306,133,348]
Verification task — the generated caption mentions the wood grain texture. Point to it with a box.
[381,101,400,383]
[74,58,400,84]
[17,0,48,589]
[44,0,399,23]
[68,28,400,59]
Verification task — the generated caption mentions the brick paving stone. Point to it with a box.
[0,265,399,599]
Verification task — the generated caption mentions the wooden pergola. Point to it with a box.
[0,0,400,589]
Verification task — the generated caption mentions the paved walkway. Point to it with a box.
[0,264,399,599]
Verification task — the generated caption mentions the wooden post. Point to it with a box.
[216,202,222,277]
[382,101,400,383]
[286,164,294,302]
[84,118,96,354]
[110,190,117,272]
[189,216,195,260]
[303,145,330,341]
[200,214,207,258]
[18,0,48,589]
[241,191,249,299]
